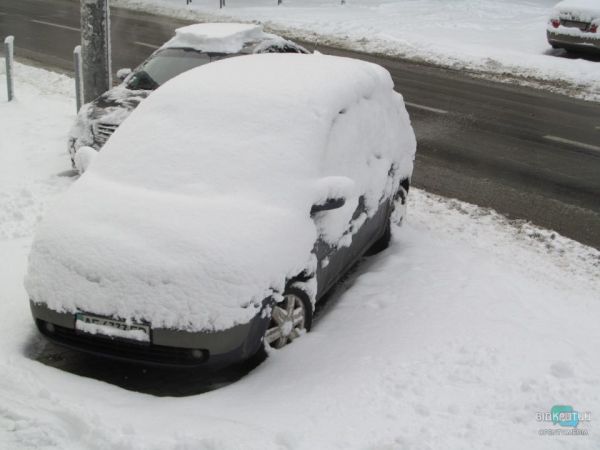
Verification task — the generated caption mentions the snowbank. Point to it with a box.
[25,54,415,332]
[113,0,600,101]
[2,59,599,450]
[0,61,74,241]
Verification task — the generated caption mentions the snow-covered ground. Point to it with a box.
[1,61,600,449]
[114,0,600,101]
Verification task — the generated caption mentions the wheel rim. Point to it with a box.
[264,293,306,349]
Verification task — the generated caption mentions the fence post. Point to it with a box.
[73,45,83,112]
[4,36,14,101]
[278,0,282,4]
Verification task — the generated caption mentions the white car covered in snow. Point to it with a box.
[26,53,416,368]
[548,0,600,52]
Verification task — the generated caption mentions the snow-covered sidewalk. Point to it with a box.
[1,61,599,449]
[115,0,600,101]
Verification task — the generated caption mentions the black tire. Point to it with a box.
[263,287,312,349]
[366,219,391,255]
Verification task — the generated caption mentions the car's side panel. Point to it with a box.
[314,197,392,301]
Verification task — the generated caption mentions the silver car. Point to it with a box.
[67,23,308,167]
[547,0,600,52]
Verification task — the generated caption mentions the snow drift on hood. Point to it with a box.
[25,53,416,331]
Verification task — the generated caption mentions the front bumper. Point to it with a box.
[31,301,269,368]
[547,30,600,52]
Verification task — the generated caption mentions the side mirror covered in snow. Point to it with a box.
[74,146,97,174]
[311,197,346,216]
[310,176,354,216]
[116,68,132,82]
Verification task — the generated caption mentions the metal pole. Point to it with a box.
[73,45,83,112]
[81,0,111,103]
[278,0,282,5]
[4,36,14,102]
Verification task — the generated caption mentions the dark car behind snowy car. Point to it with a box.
[27,53,416,369]
[548,0,600,52]
[68,23,308,166]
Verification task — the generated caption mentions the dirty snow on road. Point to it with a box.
[114,0,600,101]
[1,62,599,449]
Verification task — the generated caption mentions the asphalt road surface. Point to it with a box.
[1,0,600,395]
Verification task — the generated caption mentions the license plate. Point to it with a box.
[561,20,588,31]
[75,313,150,342]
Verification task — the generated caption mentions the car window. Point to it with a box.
[259,43,306,54]
[252,39,309,55]
[126,49,232,91]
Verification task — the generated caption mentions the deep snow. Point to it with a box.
[113,0,600,101]
[1,61,600,449]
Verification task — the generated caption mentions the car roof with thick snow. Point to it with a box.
[93,53,414,193]
[161,23,305,53]
[25,54,416,332]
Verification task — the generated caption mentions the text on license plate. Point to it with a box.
[75,313,150,342]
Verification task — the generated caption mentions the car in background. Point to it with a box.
[68,23,308,166]
[548,0,600,52]
[26,53,416,369]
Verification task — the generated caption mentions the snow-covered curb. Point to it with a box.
[113,0,600,102]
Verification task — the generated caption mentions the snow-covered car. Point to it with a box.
[26,53,416,368]
[548,0,600,52]
[68,22,308,166]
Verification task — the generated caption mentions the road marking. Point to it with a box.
[404,101,448,115]
[134,41,160,50]
[31,19,79,32]
[543,135,600,153]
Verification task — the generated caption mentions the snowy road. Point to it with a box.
[1,0,599,248]
[1,62,599,450]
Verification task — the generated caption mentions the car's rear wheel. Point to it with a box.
[264,288,312,349]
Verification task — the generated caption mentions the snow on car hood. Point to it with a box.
[26,53,416,332]
[162,23,268,53]
[553,0,600,22]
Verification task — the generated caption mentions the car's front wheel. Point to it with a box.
[264,288,312,349]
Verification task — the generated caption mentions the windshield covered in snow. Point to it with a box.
[126,48,233,90]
